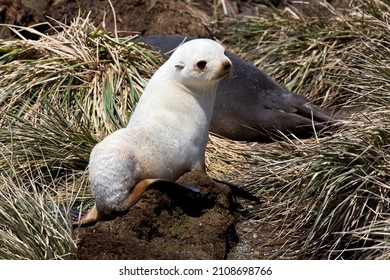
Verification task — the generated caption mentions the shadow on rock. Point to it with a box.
[76,171,239,259]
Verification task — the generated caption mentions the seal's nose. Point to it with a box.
[223,61,232,71]
[214,59,232,80]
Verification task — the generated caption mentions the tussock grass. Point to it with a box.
[0,15,162,177]
[239,111,390,259]
[1,1,390,260]
[0,15,160,134]
[0,15,160,259]
[0,162,84,259]
[0,106,97,189]
[216,0,390,259]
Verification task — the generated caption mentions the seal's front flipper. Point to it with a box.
[146,179,200,201]
[124,178,156,208]
[126,178,200,209]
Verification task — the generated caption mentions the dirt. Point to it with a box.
[0,0,211,39]
[77,171,239,260]
[1,0,351,260]
[0,0,352,39]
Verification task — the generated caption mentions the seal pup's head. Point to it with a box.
[165,39,232,91]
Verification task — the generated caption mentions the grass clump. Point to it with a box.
[0,15,161,259]
[214,0,390,259]
[1,0,390,260]
[0,164,84,259]
[0,15,162,178]
[0,15,160,134]
[239,112,390,259]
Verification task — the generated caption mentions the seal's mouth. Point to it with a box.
[213,61,232,80]
[214,60,233,80]
[214,71,230,81]
[214,70,232,81]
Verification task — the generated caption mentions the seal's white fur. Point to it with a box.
[83,39,231,223]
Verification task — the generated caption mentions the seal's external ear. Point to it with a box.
[175,61,185,69]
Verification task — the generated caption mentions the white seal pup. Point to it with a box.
[77,39,232,226]
[141,35,337,141]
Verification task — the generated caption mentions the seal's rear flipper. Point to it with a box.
[72,205,102,227]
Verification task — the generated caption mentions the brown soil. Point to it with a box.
[77,171,239,260]
[0,0,211,39]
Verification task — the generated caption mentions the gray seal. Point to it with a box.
[141,34,335,141]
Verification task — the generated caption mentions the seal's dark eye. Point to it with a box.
[197,60,207,70]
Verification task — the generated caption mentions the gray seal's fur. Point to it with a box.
[141,34,336,141]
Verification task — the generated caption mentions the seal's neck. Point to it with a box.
[172,77,218,122]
